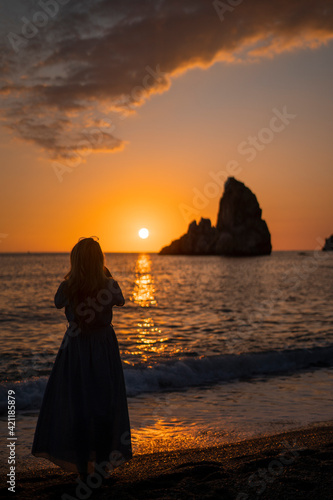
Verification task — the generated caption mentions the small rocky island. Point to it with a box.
[322,235,333,251]
[160,177,272,256]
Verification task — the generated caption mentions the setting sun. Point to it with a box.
[138,228,149,239]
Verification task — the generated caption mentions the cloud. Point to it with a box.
[1,0,333,162]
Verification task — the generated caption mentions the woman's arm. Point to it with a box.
[54,281,68,309]
[107,278,125,307]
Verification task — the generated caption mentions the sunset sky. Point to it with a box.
[1,0,332,252]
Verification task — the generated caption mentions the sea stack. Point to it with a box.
[160,177,272,256]
[322,235,333,251]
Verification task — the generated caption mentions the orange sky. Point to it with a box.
[1,1,333,252]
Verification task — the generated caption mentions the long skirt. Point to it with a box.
[31,324,132,474]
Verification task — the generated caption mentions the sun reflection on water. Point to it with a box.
[132,254,156,307]
[128,254,174,363]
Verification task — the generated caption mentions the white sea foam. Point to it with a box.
[1,345,332,414]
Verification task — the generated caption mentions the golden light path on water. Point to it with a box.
[129,254,172,365]
[132,254,156,307]
[129,254,195,452]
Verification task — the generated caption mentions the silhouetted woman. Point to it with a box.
[32,237,132,480]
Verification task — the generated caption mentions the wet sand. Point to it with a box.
[1,422,332,499]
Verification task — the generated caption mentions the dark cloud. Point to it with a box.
[1,0,332,162]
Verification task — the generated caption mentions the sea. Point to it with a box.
[0,251,332,471]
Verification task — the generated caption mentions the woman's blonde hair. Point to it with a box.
[64,237,108,309]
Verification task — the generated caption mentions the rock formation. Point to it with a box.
[322,235,333,251]
[160,177,272,256]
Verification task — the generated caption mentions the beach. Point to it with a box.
[1,422,332,499]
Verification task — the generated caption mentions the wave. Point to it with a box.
[0,345,332,414]
[123,344,333,396]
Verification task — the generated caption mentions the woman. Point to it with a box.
[32,237,132,480]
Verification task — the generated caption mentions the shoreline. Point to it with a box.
[1,421,332,499]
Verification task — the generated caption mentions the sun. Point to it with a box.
[138,228,149,239]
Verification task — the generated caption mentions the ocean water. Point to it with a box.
[0,251,333,467]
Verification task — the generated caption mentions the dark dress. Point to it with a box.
[31,277,132,474]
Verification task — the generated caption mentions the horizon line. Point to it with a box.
[0,249,324,254]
